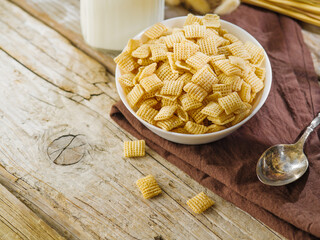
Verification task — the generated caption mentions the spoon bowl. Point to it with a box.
[256,113,320,186]
[257,144,309,186]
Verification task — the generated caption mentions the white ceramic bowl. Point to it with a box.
[116,16,272,145]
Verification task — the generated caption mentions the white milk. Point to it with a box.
[80,0,164,51]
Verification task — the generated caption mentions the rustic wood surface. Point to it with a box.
[0,0,318,239]
[0,182,64,240]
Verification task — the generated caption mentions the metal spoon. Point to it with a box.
[256,113,320,186]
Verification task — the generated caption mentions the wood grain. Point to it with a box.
[0,182,64,240]
[0,0,286,239]
[9,0,117,74]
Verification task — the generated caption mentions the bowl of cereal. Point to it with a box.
[115,14,272,145]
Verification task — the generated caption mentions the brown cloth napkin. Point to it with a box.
[110,5,320,240]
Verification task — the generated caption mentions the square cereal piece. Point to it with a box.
[114,51,139,73]
[187,192,215,213]
[132,44,151,58]
[183,82,208,102]
[243,71,264,93]
[180,94,202,111]
[244,41,264,65]
[125,39,141,53]
[228,56,248,71]
[183,24,206,39]
[201,14,220,28]
[175,61,192,72]
[227,42,251,60]
[204,29,216,38]
[150,44,168,62]
[212,83,233,97]
[214,59,241,76]
[191,65,219,92]
[124,140,145,157]
[201,102,224,117]
[197,37,218,56]
[217,73,234,84]
[173,41,199,61]
[167,52,179,73]
[238,82,251,102]
[156,62,180,81]
[184,13,203,26]
[156,93,178,102]
[136,98,158,109]
[231,109,251,126]
[206,92,222,102]
[184,121,208,134]
[186,52,211,70]
[160,80,184,96]
[208,111,235,125]
[118,73,135,88]
[132,66,145,84]
[136,104,159,125]
[139,63,157,80]
[154,105,178,121]
[156,116,183,131]
[164,31,185,48]
[212,34,230,47]
[172,127,189,134]
[138,58,154,66]
[176,106,189,122]
[209,55,226,65]
[217,45,231,56]
[255,66,266,81]
[233,102,252,114]
[140,74,163,92]
[161,98,179,107]
[144,23,168,39]
[188,107,207,124]
[177,72,193,84]
[127,84,145,108]
[223,33,239,43]
[207,124,226,133]
[218,92,243,114]
[136,175,162,199]
[232,77,243,91]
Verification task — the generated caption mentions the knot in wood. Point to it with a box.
[47,134,86,165]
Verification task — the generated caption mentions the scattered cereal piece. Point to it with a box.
[136,175,162,199]
[124,140,145,157]
[187,192,215,213]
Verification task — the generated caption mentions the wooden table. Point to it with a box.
[1,1,318,239]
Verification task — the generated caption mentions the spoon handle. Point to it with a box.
[296,112,320,147]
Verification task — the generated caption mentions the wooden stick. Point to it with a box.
[242,0,320,26]
[266,0,320,14]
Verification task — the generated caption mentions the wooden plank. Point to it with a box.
[9,0,117,74]
[0,1,285,239]
[0,183,64,240]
